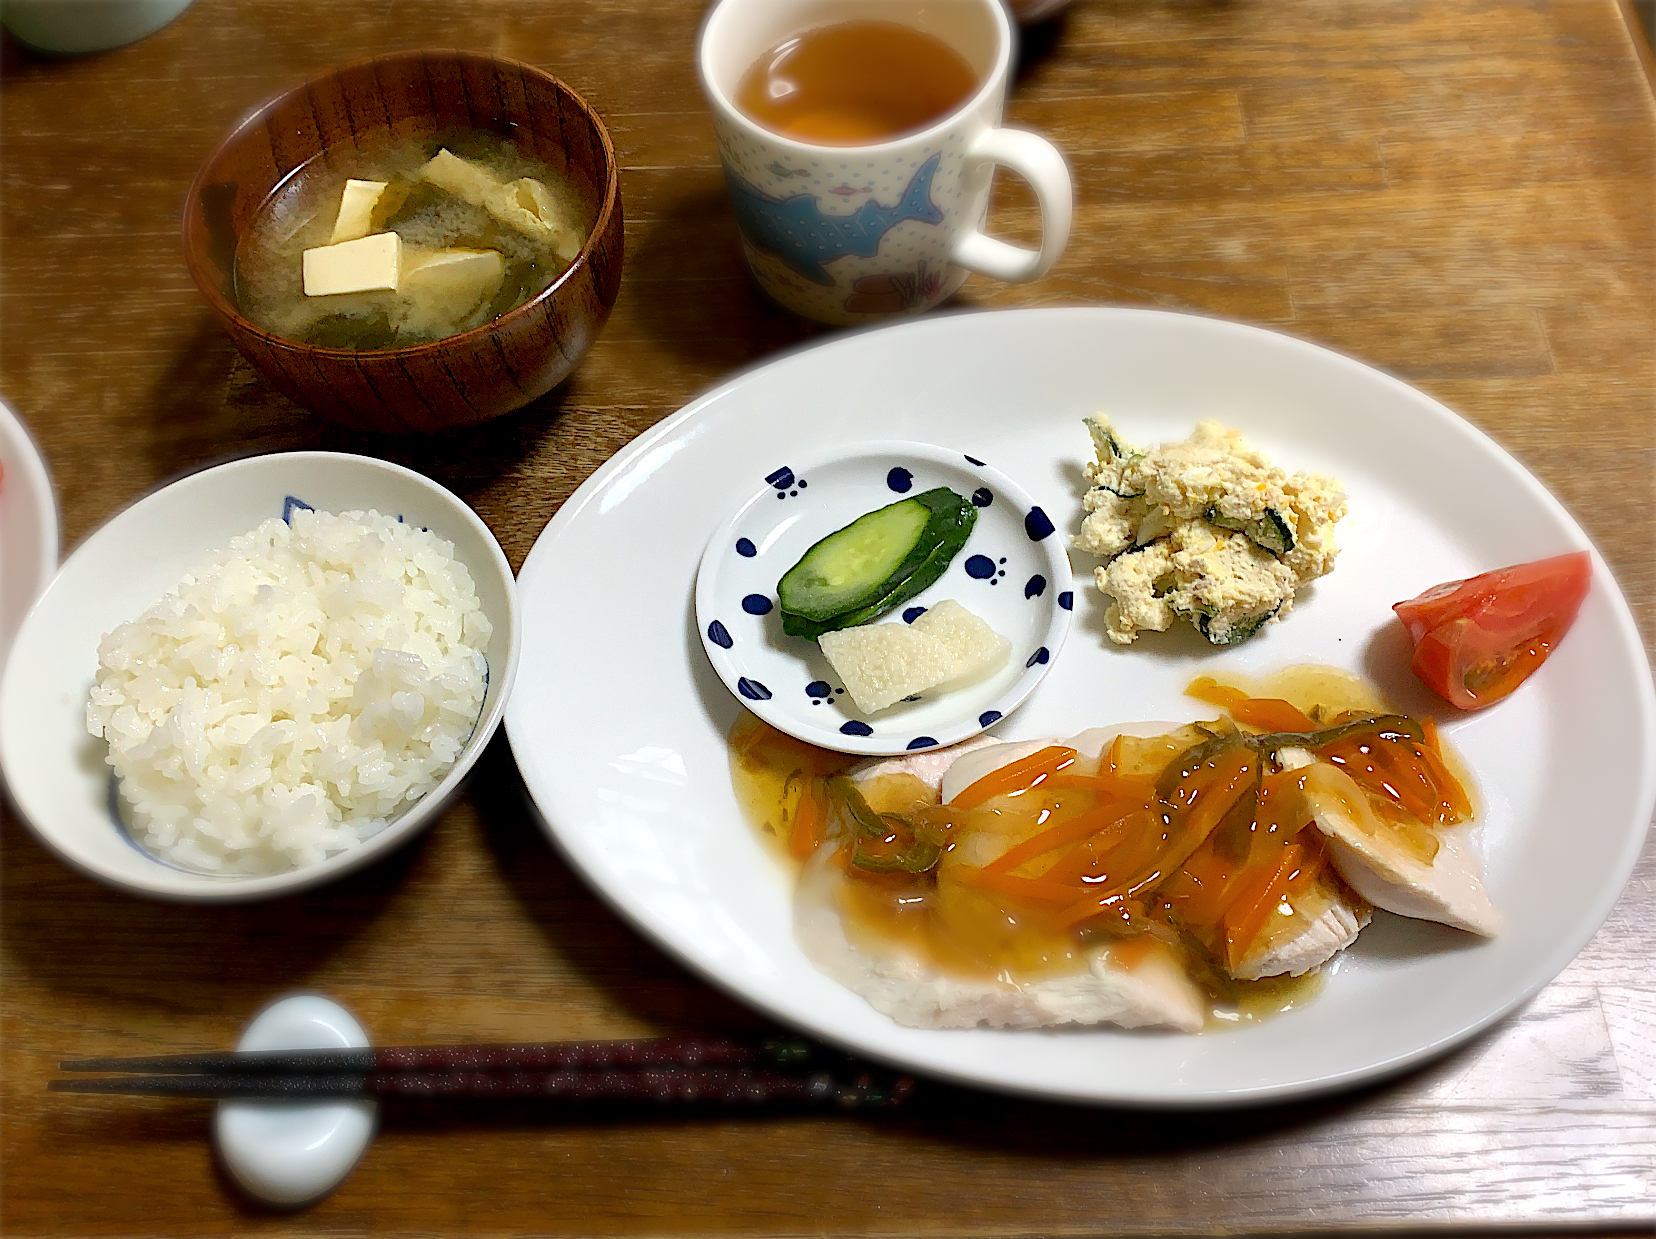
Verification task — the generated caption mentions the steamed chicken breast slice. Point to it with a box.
[1297,761,1501,937]
[794,844,1205,1033]
[1230,884,1370,981]
[847,734,1001,797]
[835,728,1204,1032]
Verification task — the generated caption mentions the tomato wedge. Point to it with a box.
[1392,551,1591,710]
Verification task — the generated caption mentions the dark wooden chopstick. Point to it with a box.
[59,1035,816,1075]
[52,1036,918,1110]
[50,1065,914,1109]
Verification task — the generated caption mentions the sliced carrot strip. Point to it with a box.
[957,867,1081,905]
[1284,835,1328,895]
[983,804,1135,876]
[1175,746,1257,840]
[1186,677,1318,733]
[1417,721,1474,820]
[1103,733,1124,777]
[1360,741,1437,822]
[949,745,1077,810]
[1043,772,1156,800]
[1056,887,1138,929]
[1222,844,1301,971]
[787,777,828,861]
[1039,810,1162,888]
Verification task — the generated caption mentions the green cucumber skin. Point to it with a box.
[1204,504,1295,557]
[779,489,977,639]
[778,495,933,621]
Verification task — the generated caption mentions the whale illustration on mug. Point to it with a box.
[723,154,944,286]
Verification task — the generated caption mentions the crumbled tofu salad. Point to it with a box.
[1074,417,1347,645]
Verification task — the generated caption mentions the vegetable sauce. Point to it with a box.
[730,666,1475,1028]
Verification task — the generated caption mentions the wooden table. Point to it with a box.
[3,0,1653,1232]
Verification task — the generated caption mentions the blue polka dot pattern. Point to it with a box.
[737,677,773,700]
[887,467,913,492]
[906,736,938,750]
[805,680,832,698]
[979,710,1002,727]
[742,594,773,615]
[735,537,756,557]
[1025,574,1047,599]
[971,487,992,507]
[840,720,874,737]
[1058,591,1073,611]
[1026,647,1050,668]
[964,555,995,579]
[766,466,795,490]
[902,606,927,624]
[1025,507,1056,541]
[708,621,733,649]
[964,454,985,466]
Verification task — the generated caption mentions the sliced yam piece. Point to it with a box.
[818,600,1008,715]
[417,148,502,206]
[1299,762,1502,936]
[818,622,959,714]
[1232,882,1371,981]
[794,843,1204,1032]
[484,177,581,261]
[909,599,1010,690]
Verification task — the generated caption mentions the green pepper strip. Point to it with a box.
[825,777,943,875]
[1159,715,1427,803]
[1243,713,1427,757]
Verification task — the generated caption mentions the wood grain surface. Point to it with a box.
[3,0,1653,1233]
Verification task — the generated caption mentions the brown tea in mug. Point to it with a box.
[735,20,978,145]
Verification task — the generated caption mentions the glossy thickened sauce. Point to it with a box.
[734,21,979,145]
[729,666,1475,1028]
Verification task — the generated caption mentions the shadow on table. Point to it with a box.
[126,311,580,521]
[0,784,425,1002]
[620,178,824,372]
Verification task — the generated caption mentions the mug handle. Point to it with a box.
[951,128,1073,283]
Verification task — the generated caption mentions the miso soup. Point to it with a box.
[235,131,593,350]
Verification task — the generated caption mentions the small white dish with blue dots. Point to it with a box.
[695,440,1072,755]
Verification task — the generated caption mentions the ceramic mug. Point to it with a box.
[698,0,1073,325]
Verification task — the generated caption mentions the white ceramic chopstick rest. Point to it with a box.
[214,994,377,1207]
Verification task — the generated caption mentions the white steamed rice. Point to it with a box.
[85,508,492,875]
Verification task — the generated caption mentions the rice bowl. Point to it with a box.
[88,508,492,875]
[0,451,519,902]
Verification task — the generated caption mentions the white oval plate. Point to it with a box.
[506,307,1656,1106]
[0,400,58,670]
[695,440,1072,755]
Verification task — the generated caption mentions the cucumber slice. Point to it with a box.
[1194,603,1281,646]
[779,487,976,638]
[1204,505,1295,556]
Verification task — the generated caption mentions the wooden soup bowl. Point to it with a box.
[184,50,624,433]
